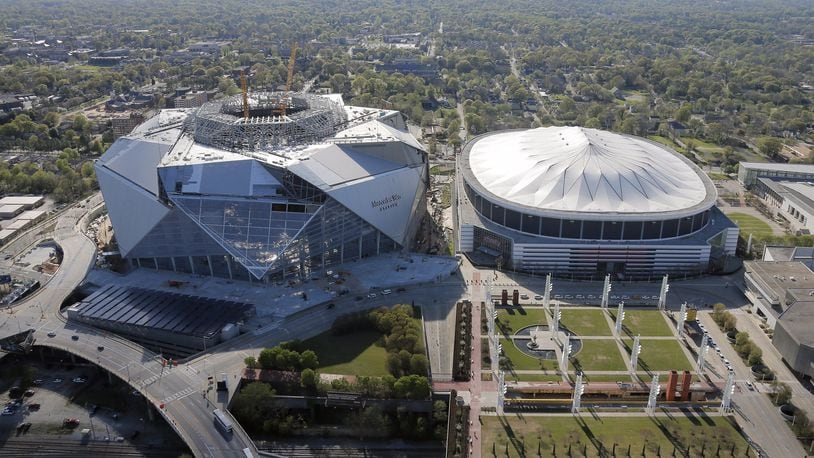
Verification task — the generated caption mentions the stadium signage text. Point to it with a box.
[371,194,402,212]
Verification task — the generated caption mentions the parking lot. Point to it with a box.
[0,354,186,454]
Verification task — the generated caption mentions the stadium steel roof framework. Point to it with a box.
[188,92,347,152]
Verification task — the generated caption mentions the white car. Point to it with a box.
[1,409,13,416]
[72,378,86,384]
[52,378,63,383]
[533,295,543,301]
[520,294,529,300]
[381,289,392,295]
[366,293,377,299]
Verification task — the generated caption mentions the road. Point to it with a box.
[698,312,805,457]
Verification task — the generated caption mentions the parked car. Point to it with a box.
[72,377,86,384]
[32,379,43,386]
[71,335,78,341]
[24,390,35,397]
[381,289,392,295]
[27,403,40,411]
[47,331,56,338]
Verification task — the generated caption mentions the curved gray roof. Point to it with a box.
[462,127,717,220]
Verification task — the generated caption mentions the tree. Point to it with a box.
[409,354,429,375]
[734,332,750,350]
[747,346,763,366]
[772,381,792,406]
[300,368,318,390]
[757,137,782,158]
[258,348,276,370]
[232,382,277,427]
[394,375,431,400]
[722,313,737,332]
[674,104,692,123]
[300,350,319,370]
[244,356,257,369]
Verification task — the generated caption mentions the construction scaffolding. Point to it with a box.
[188,92,347,153]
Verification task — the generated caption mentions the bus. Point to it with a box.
[213,409,233,433]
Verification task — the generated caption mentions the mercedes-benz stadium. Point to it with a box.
[96,92,428,281]
[456,126,739,279]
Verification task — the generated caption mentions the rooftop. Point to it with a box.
[744,260,814,308]
[462,127,716,219]
[741,162,814,173]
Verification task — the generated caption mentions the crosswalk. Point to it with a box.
[162,386,196,404]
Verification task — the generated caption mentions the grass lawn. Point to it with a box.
[608,310,674,337]
[303,330,389,376]
[727,212,773,237]
[499,338,559,371]
[497,307,548,334]
[569,339,627,372]
[560,309,612,336]
[623,338,694,372]
[647,135,683,151]
[482,415,750,457]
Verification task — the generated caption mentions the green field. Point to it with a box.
[569,339,627,372]
[499,338,559,371]
[497,307,548,334]
[560,309,612,336]
[303,330,389,376]
[608,310,674,337]
[482,415,750,457]
[624,338,694,372]
[727,212,774,237]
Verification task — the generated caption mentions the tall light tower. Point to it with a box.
[677,302,688,337]
[600,274,612,309]
[497,369,507,412]
[494,338,502,374]
[697,332,709,373]
[561,334,571,370]
[658,275,669,311]
[647,374,660,414]
[543,273,553,310]
[551,303,561,341]
[720,370,735,413]
[614,302,625,336]
[630,334,641,374]
[571,372,585,413]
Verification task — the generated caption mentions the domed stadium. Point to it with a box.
[456,126,739,279]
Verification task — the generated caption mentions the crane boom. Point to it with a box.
[240,70,249,120]
[277,43,298,116]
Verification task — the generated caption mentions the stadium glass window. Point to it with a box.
[661,219,679,238]
[603,221,623,240]
[679,216,694,236]
[561,220,581,239]
[491,204,505,226]
[582,220,602,239]
[540,217,560,237]
[623,221,642,240]
[523,215,541,235]
[505,209,521,230]
[642,221,662,239]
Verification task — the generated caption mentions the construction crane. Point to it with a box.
[240,69,249,120]
[278,43,298,115]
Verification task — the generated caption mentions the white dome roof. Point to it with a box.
[466,127,711,215]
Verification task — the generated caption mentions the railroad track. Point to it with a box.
[0,436,186,457]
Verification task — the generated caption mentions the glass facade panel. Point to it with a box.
[582,220,602,239]
[505,209,521,230]
[522,215,540,235]
[540,218,560,237]
[661,219,679,238]
[679,216,694,236]
[623,221,642,240]
[561,220,581,238]
[603,221,623,240]
[642,221,662,239]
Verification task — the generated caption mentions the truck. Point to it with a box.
[216,372,228,391]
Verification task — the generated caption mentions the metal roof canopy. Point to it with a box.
[76,285,254,338]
